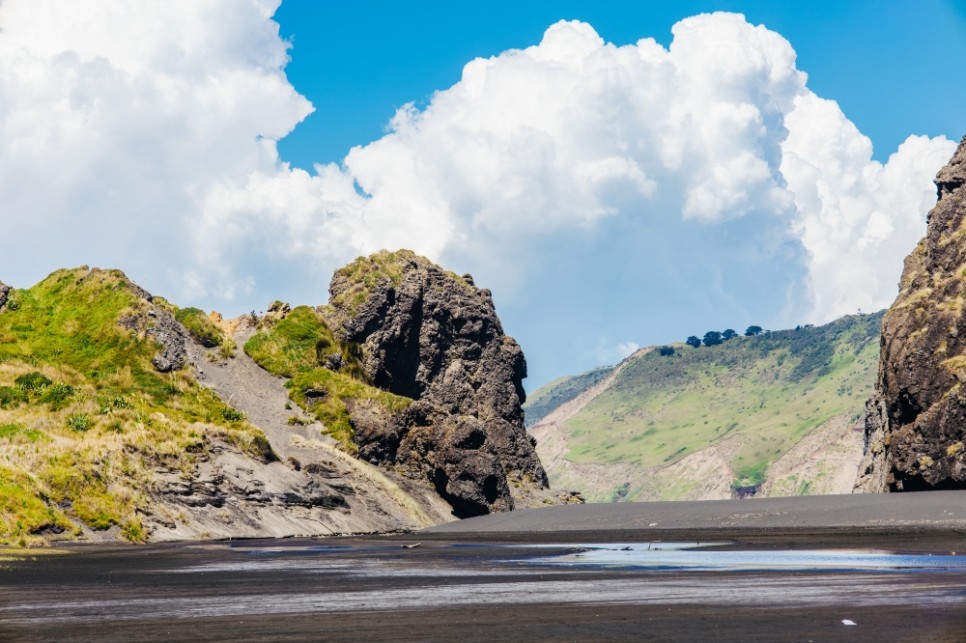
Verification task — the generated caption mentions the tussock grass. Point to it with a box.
[245,306,365,379]
[0,268,270,544]
[174,307,224,348]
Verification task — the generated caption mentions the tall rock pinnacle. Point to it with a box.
[327,250,550,516]
[856,136,966,492]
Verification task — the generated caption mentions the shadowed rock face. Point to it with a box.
[856,136,966,492]
[329,251,549,517]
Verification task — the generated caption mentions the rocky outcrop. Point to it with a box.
[0,281,9,312]
[856,136,966,492]
[145,307,189,372]
[328,250,550,517]
[115,274,188,372]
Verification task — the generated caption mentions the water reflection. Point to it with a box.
[522,542,966,572]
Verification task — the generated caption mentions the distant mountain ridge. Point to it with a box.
[527,312,882,502]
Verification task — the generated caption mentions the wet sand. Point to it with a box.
[2,492,966,642]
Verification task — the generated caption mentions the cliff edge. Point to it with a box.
[856,136,966,492]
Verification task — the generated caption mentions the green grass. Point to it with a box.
[0,267,271,544]
[245,303,410,451]
[245,306,364,379]
[289,368,411,451]
[0,466,75,544]
[0,423,45,443]
[174,307,223,347]
[557,313,882,498]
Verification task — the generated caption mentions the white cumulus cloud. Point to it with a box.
[0,5,955,385]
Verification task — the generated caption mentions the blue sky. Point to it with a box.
[275,1,966,169]
[0,1,964,390]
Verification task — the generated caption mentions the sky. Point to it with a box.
[0,1,964,390]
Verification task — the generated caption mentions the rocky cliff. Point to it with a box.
[0,267,453,546]
[855,136,966,492]
[326,250,555,517]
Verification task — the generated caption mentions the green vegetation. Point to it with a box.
[524,366,613,427]
[610,481,630,502]
[0,267,269,545]
[289,368,411,451]
[0,423,45,443]
[329,249,472,318]
[174,307,223,347]
[550,312,882,501]
[245,304,409,450]
[731,462,768,489]
[702,331,723,346]
[245,306,364,379]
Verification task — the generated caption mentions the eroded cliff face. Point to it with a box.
[855,136,966,492]
[327,250,552,517]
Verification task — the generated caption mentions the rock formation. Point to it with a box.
[856,136,966,492]
[327,250,551,517]
[0,281,9,311]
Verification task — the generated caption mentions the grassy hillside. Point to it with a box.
[525,367,613,427]
[244,305,411,451]
[0,268,269,546]
[532,313,882,501]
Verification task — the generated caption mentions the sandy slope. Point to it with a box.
[144,320,453,540]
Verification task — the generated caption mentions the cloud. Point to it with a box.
[0,5,954,385]
[0,0,313,297]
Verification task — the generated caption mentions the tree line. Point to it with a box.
[686,325,763,348]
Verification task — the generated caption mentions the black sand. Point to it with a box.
[2,492,966,642]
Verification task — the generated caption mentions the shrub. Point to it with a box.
[610,481,631,502]
[0,386,27,409]
[40,382,76,410]
[15,371,52,393]
[121,517,145,543]
[219,337,237,360]
[66,414,93,432]
[658,346,675,356]
[220,407,245,423]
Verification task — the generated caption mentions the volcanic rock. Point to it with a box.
[328,250,549,517]
[855,136,966,492]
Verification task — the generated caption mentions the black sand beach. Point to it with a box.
[2,492,965,642]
